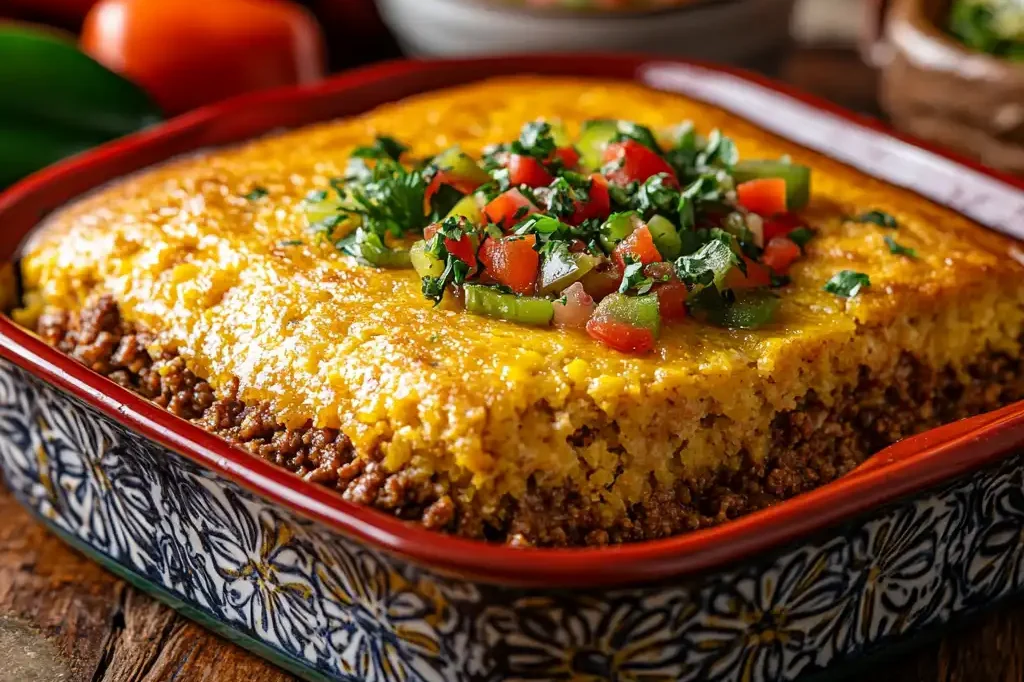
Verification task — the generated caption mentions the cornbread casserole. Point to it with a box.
[15,77,1024,546]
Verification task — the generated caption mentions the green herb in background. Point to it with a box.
[0,24,163,188]
[950,0,1024,60]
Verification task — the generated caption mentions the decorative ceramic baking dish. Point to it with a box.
[0,55,1022,682]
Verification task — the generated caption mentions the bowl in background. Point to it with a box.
[375,0,796,67]
[868,0,1024,174]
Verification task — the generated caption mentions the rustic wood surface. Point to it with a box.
[0,47,1021,682]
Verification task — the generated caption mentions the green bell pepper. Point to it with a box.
[464,284,554,326]
[0,23,163,187]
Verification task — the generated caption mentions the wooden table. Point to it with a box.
[2,47,1022,682]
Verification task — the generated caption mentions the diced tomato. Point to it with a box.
[656,281,689,320]
[723,256,772,289]
[478,234,539,295]
[507,154,555,188]
[761,237,801,274]
[737,178,788,216]
[424,170,485,214]
[612,225,662,271]
[483,189,540,230]
[602,140,678,188]
[762,212,804,242]
[568,173,611,226]
[424,222,477,269]
[552,146,581,170]
[586,318,655,353]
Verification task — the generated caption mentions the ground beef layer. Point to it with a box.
[37,297,1024,547]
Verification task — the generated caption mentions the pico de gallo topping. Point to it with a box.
[303,119,816,353]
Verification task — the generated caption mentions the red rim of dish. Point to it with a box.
[0,54,1021,589]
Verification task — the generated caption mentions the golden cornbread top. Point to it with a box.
[19,77,1024,507]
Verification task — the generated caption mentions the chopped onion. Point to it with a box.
[552,282,595,329]
[746,213,765,248]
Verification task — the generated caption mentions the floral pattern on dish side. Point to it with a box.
[1,359,1024,682]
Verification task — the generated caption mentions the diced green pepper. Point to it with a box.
[304,196,349,226]
[464,284,554,326]
[703,289,780,329]
[646,215,682,261]
[593,293,661,337]
[599,211,642,252]
[444,194,483,224]
[548,121,572,148]
[342,228,412,269]
[577,119,619,171]
[732,160,811,211]
[538,249,599,295]
[432,147,491,185]
[411,240,445,279]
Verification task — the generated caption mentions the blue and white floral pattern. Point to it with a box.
[0,358,1022,682]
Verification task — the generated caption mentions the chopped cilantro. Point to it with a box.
[351,136,408,161]
[674,229,741,291]
[544,174,591,219]
[618,256,655,295]
[853,210,899,228]
[427,183,464,222]
[244,186,268,201]
[824,270,871,298]
[304,189,328,203]
[664,122,699,178]
[884,235,918,258]
[633,173,680,220]
[613,121,661,153]
[696,129,739,170]
[336,159,428,241]
[278,239,303,247]
[512,120,557,160]
[787,227,815,249]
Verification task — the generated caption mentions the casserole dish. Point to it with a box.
[0,55,1023,682]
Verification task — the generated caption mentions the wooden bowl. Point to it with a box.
[868,0,1024,174]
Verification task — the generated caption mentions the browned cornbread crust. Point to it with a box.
[38,296,1024,547]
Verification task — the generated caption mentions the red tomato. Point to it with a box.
[507,154,554,188]
[552,146,580,170]
[483,189,540,230]
[586,318,655,354]
[602,140,678,188]
[568,173,611,226]
[424,223,477,269]
[478,235,539,295]
[656,281,689,320]
[81,0,326,115]
[763,212,804,242]
[612,225,662,271]
[424,171,485,215]
[737,178,788,216]
[761,237,801,273]
[723,256,772,290]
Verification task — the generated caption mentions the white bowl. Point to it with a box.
[376,0,797,65]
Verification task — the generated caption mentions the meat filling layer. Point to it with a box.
[38,296,1024,547]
